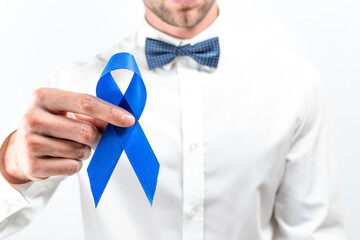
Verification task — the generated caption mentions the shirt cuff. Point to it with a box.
[0,171,29,222]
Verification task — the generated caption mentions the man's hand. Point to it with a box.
[0,88,135,184]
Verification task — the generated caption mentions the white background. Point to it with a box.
[0,0,359,239]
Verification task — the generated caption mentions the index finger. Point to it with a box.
[33,88,135,127]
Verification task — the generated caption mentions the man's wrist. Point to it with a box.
[0,131,30,185]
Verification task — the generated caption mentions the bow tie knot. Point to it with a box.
[145,37,220,69]
[176,45,192,56]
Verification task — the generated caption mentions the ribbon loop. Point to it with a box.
[87,52,160,207]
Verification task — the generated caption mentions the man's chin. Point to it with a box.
[170,0,197,6]
[171,13,201,28]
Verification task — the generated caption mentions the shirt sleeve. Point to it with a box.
[0,68,66,239]
[0,174,64,239]
[273,67,347,239]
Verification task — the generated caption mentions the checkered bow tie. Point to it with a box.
[145,37,220,70]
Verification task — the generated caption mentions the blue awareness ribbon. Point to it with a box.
[87,52,160,207]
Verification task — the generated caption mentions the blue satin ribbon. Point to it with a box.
[87,52,160,207]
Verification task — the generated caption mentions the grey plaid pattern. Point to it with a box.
[145,37,220,70]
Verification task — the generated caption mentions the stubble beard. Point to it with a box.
[147,0,215,28]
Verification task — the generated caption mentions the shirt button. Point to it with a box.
[189,143,198,152]
[188,207,197,218]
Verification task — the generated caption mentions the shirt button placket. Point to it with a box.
[177,59,205,240]
[189,143,198,152]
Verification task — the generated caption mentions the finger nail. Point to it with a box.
[122,114,135,127]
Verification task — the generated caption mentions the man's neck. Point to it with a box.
[145,2,219,40]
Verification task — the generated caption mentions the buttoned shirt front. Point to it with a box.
[0,10,346,240]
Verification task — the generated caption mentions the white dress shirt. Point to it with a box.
[0,10,346,240]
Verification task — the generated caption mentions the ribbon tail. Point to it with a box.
[87,124,123,207]
[122,122,160,205]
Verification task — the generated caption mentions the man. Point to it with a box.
[0,0,346,239]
